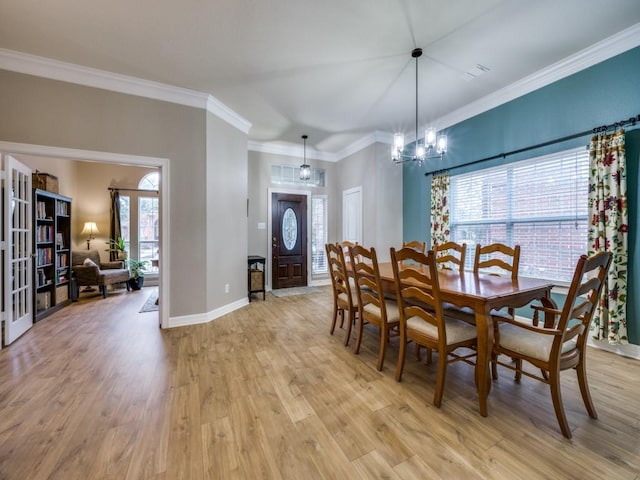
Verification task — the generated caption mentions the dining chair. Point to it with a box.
[433,241,467,272]
[492,251,612,438]
[470,243,522,376]
[325,243,358,346]
[402,240,426,254]
[391,247,477,407]
[471,242,521,320]
[474,243,521,280]
[349,245,400,371]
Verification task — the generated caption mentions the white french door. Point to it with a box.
[2,154,33,346]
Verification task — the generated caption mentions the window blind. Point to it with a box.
[311,195,328,274]
[449,147,589,283]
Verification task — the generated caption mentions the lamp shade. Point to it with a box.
[81,222,99,236]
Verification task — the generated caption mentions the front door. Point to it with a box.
[271,193,307,289]
[2,154,33,346]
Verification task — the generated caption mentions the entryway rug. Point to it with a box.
[270,286,324,298]
[139,290,159,312]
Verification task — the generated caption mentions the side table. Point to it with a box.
[248,255,266,301]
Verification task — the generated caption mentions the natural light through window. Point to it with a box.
[312,195,328,274]
[449,147,589,283]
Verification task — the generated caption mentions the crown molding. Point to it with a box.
[249,131,394,162]
[248,140,334,161]
[206,96,251,134]
[436,23,640,130]
[2,23,638,155]
[0,48,251,133]
[335,131,393,161]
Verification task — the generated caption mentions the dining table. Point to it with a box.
[374,262,554,417]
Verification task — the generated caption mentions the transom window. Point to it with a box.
[271,164,325,187]
[449,147,589,283]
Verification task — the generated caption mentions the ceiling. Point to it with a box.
[1,0,640,156]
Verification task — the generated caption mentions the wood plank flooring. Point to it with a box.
[0,287,639,479]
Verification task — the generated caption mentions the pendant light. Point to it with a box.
[392,48,447,165]
[299,134,311,181]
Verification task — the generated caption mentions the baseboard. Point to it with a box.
[311,278,331,287]
[587,338,640,360]
[167,297,249,328]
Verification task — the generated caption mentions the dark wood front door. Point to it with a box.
[271,193,307,289]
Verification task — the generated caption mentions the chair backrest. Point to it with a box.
[474,243,521,280]
[390,247,444,335]
[433,241,467,272]
[325,243,354,307]
[555,251,612,344]
[338,241,358,265]
[402,240,426,254]
[349,245,386,318]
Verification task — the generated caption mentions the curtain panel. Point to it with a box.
[109,190,122,262]
[588,129,628,344]
[430,173,450,248]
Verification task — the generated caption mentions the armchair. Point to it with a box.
[71,250,130,298]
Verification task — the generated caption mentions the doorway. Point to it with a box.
[271,192,307,289]
[342,186,362,244]
[0,141,170,329]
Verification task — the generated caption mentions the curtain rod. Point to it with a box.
[108,187,159,193]
[424,113,640,177]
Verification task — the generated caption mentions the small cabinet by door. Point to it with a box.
[248,255,266,301]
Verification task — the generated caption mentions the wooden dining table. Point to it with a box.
[374,262,554,417]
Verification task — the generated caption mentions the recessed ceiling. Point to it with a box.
[1,0,639,154]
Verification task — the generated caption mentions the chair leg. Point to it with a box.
[354,316,365,354]
[549,369,572,438]
[396,338,407,381]
[491,352,499,380]
[415,344,421,361]
[330,303,339,335]
[433,350,447,407]
[344,309,354,347]
[101,285,107,298]
[425,348,433,365]
[514,358,523,382]
[576,356,598,419]
[377,326,388,371]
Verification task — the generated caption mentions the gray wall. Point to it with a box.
[206,112,248,310]
[0,69,247,319]
[334,143,403,262]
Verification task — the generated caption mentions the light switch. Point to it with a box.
[258,222,266,230]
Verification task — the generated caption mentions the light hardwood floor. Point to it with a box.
[0,287,638,479]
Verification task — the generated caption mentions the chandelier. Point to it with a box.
[392,48,447,165]
[299,134,311,180]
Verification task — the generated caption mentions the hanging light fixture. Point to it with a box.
[392,48,447,165]
[299,134,311,181]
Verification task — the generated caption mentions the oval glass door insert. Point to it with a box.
[282,207,298,250]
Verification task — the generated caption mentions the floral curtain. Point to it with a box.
[430,173,450,248]
[588,129,628,344]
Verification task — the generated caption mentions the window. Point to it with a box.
[271,164,325,187]
[449,147,589,283]
[116,172,160,276]
[311,195,328,274]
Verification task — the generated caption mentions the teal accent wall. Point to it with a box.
[403,46,640,344]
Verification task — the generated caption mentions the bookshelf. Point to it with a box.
[34,189,72,321]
